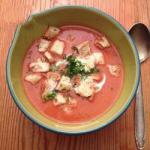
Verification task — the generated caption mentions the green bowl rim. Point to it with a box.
[6,5,140,135]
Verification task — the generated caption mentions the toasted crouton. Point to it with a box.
[50,40,65,55]
[38,39,50,52]
[25,74,41,84]
[44,26,60,39]
[77,55,95,72]
[95,36,110,49]
[74,77,94,97]
[42,78,58,101]
[53,93,67,106]
[108,64,121,77]
[44,51,53,62]
[56,76,72,91]
[29,58,50,72]
[73,41,91,56]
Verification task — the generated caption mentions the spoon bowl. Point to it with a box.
[129,23,150,62]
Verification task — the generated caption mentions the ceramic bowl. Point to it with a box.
[6,6,140,134]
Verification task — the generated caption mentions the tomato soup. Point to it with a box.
[22,25,124,123]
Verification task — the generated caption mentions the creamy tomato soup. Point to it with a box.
[22,25,124,123]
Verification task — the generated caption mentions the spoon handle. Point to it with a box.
[135,78,145,149]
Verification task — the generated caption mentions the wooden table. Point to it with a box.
[0,0,150,149]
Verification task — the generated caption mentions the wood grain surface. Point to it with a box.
[0,0,150,150]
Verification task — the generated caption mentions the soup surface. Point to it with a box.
[22,25,124,123]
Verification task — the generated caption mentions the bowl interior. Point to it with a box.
[7,6,139,134]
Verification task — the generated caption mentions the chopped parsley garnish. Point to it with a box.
[43,90,57,102]
[66,55,85,77]
[66,55,99,77]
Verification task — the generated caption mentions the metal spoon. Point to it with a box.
[129,23,150,149]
